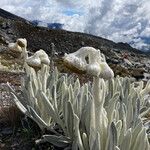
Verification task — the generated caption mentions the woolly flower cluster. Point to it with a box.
[63,46,114,79]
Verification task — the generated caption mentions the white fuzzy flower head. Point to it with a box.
[63,46,114,79]
[35,49,50,65]
[99,62,114,79]
[8,42,22,53]
[17,38,27,48]
[8,38,27,53]
[63,53,86,73]
[26,49,50,70]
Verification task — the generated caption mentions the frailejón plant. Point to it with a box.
[7,43,150,150]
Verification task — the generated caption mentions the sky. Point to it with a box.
[1,0,150,51]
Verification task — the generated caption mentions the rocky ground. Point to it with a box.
[0,8,150,149]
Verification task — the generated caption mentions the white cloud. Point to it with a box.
[0,0,150,51]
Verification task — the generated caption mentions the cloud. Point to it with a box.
[0,0,150,51]
[84,0,150,51]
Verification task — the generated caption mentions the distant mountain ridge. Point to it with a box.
[31,20,63,29]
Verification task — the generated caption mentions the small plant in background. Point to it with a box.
[8,38,27,58]
[26,49,50,72]
[7,39,150,149]
[0,38,28,73]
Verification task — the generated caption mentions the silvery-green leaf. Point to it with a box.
[145,136,150,150]
[10,92,28,114]
[105,122,117,150]
[40,92,65,130]
[47,72,56,90]
[89,129,97,150]
[91,132,101,150]
[43,135,71,148]
[72,140,78,150]
[31,76,38,95]
[41,66,48,93]
[105,79,114,104]
[115,120,122,143]
[74,115,84,150]
[37,99,51,125]
[140,107,150,118]
[81,96,91,133]
[7,82,21,100]
[69,84,74,104]
[106,92,120,123]
[132,128,147,150]
[74,78,80,98]
[27,106,49,129]
[130,122,143,149]
[52,84,58,113]
[82,133,89,150]
[54,67,59,81]
[78,85,88,119]
[120,128,132,150]
[124,78,130,100]
[132,98,140,126]
[126,100,133,128]
[115,146,120,150]
[66,101,74,138]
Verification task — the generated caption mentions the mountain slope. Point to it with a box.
[0,8,142,54]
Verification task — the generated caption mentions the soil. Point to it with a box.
[0,71,23,85]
